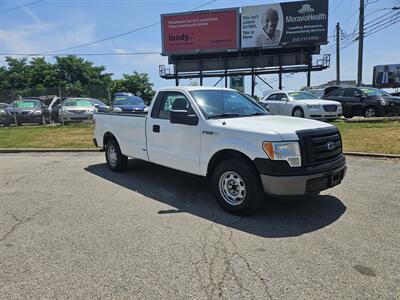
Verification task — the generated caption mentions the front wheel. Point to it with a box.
[292,107,304,118]
[212,159,264,215]
[105,139,128,172]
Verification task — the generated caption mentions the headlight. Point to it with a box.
[33,110,42,115]
[380,100,389,106]
[307,104,320,109]
[0,109,6,116]
[263,141,302,167]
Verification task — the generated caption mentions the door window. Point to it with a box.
[267,94,278,100]
[156,92,192,120]
[328,89,344,97]
[344,88,363,97]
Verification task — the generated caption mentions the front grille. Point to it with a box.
[297,128,342,166]
[70,110,86,114]
[323,105,337,112]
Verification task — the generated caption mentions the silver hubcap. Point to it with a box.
[219,171,246,206]
[107,144,118,167]
[365,108,376,117]
[294,110,303,118]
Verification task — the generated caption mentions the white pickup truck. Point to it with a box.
[93,86,346,214]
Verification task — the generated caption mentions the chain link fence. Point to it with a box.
[0,85,112,127]
[0,84,112,105]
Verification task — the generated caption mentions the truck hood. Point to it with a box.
[210,115,335,140]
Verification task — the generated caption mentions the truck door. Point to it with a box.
[146,91,201,175]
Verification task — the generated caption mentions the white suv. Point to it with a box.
[261,91,342,121]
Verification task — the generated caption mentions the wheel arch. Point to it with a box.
[206,149,258,178]
[103,131,118,149]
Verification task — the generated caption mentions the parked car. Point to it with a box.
[0,103,10,126]
[89,99,110,113]
[112,92,147,113]
[261,91,342,121]
[59,98,97,124]
[93,86,346,215]
[322,87,400,118]
[4,99,50,125]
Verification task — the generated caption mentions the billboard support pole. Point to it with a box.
[251,68,255,97]
[224,59,228,88]
[256,74,273,89]
[200,56,203,86]
[278,55,283,90]
[307,53,312,87]
[174,63,179,86]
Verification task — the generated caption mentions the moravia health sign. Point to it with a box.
[161,8,240,55]
[241,0,328,49]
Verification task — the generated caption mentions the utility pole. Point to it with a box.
[336,22,341,85]
[357,0,364,86]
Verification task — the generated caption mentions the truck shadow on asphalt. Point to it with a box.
[85,159,347,238]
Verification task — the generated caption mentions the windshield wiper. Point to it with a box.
[244,112,266,117]
[208,113,240,119]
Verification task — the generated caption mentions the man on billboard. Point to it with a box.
[256,8,282,47]
[376,65,394,85]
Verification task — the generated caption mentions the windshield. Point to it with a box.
[90,99,106,106]
[113,96,144,106]
[63,99,93,107]
[12,100,41,108]
[288,92,319,100]
[190,90,267,119]
[359,87,391,97]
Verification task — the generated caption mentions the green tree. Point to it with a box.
[111,71,155,102]
[27,57,58,87]
[55,56,112,86]
[4,57,29,89]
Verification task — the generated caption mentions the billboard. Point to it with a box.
[373,64,400,88]
[230,76,245,92]
[161,8,240,55]
[241,0,328,49]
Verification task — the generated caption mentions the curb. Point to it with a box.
[344,117,400,123]
[1,149,399,159]
[0,148,101,153]
[343,152,400,159]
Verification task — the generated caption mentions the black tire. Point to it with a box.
[45,117,51,124]
[105,139,128,172]
[3,122,10,127]
[343,113,353,119]
[212,159,264,215]
[363,106,378,118]
[292,107,304,118]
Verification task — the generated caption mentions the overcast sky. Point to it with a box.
[0,0,399,96]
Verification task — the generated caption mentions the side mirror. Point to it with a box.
[281,97,289,101]
[170,110,199,126]
[94,104,100,108]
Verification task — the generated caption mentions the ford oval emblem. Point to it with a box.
[326,141,335,151]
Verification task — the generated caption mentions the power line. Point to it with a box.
[46,0,217,54]
[0,52,160,57]
[0,0,45,14]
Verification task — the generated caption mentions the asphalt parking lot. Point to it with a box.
[1,153,399,299]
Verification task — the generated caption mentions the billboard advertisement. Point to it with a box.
[161,8,239,55]
[241,0,328,49]
[373,64,400,88]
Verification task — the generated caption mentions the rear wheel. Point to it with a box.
[292,107,304,118]
[105,139,128,172]
[212,159,264,215]
[364,106,378,118]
